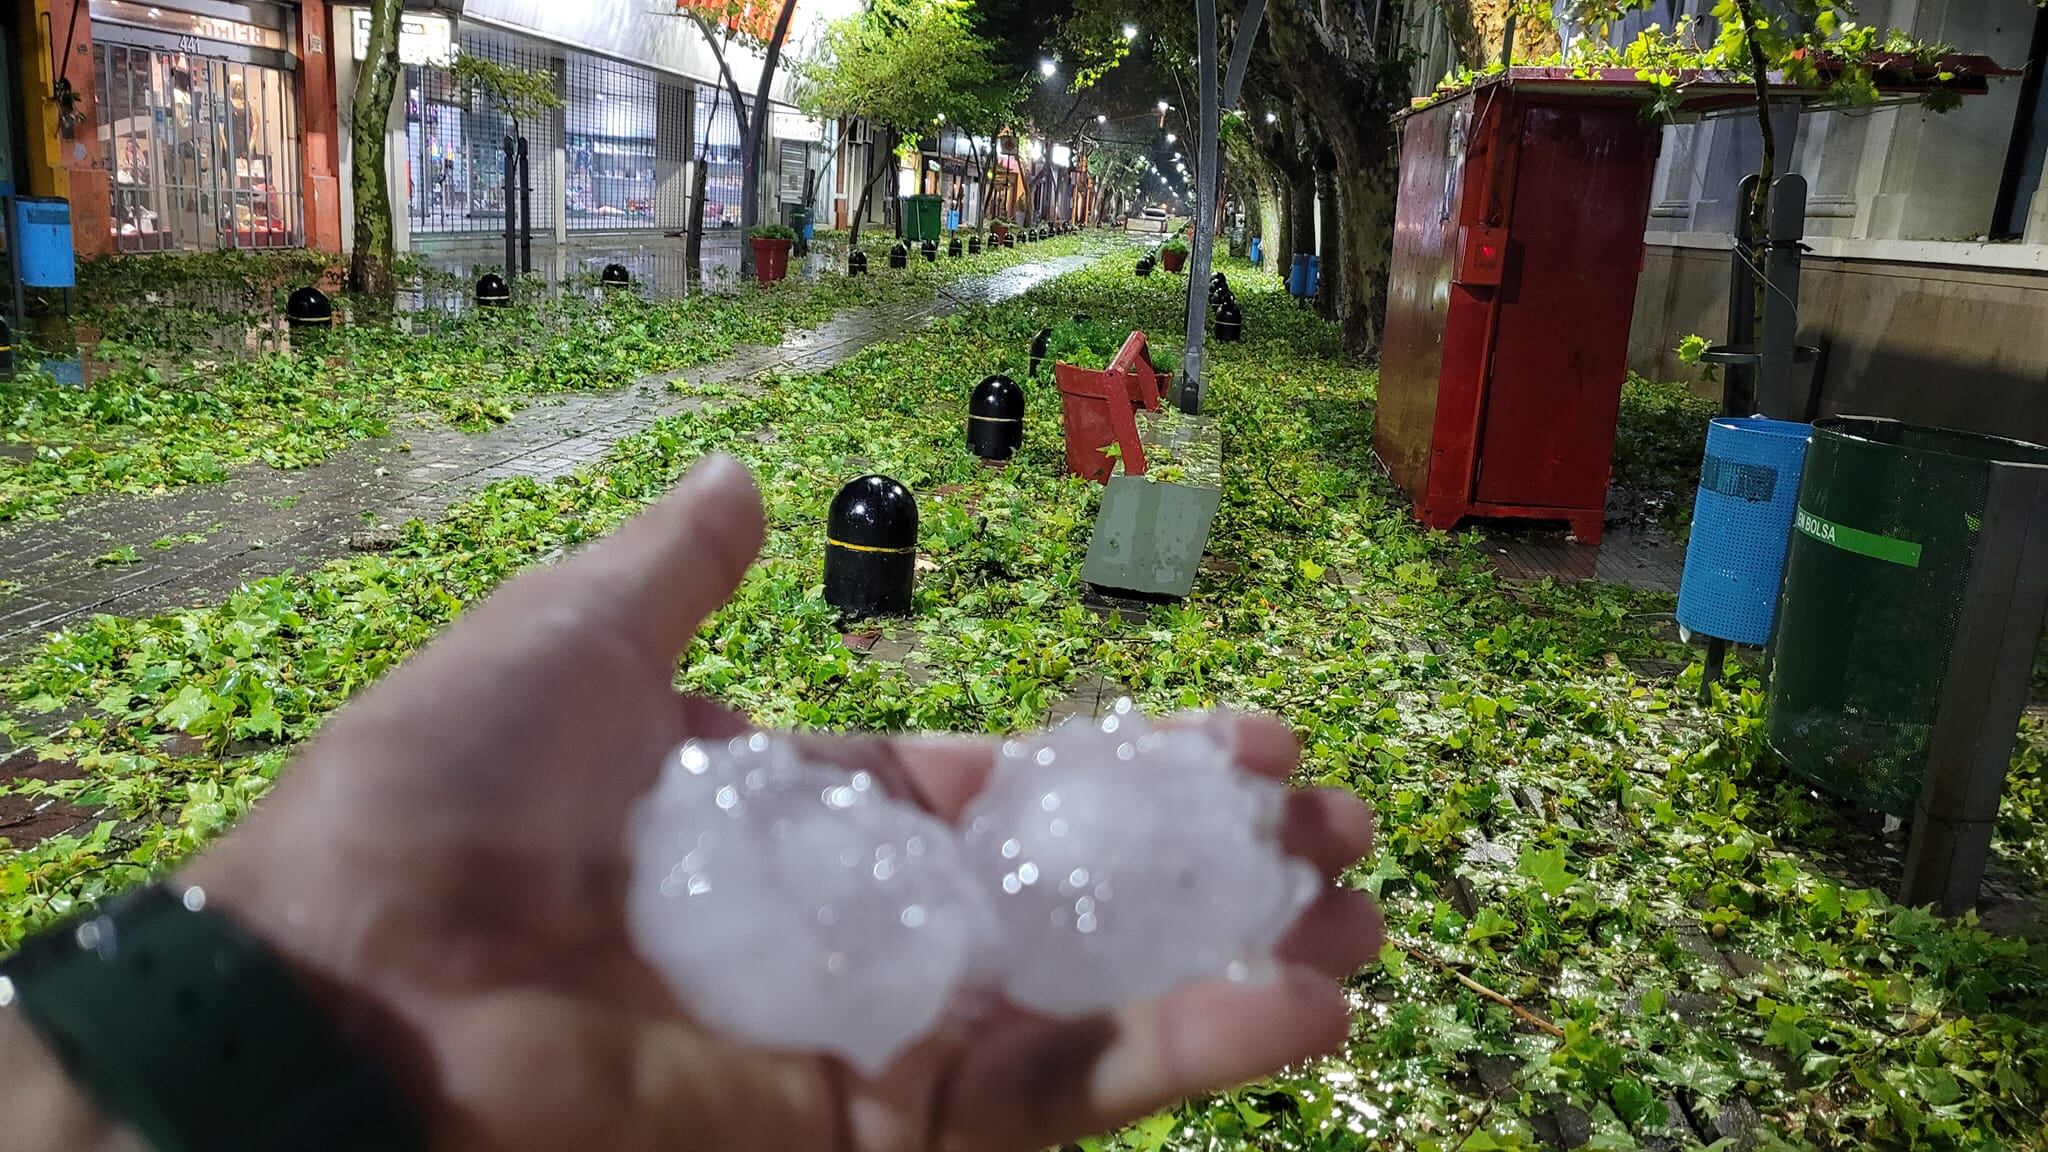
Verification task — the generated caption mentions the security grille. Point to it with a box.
[565,52,660,230]
[404,32,561,236]
[95,42,304,252]
[694,83,746,233]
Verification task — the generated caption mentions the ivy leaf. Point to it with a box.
[155,684,216,734]
[1466,906,1517,943]
[1518,843,1575,898]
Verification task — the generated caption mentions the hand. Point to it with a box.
[181,455,1385,1151]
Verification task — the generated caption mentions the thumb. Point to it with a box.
[575,454,766,665]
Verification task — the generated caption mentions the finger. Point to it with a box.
[572,454,766,665]
[1226,713,1302,781]
[1150,711,1300,782]
[941,969,1350,1151]
[675,695,754,744]
[781,732,998,821]
[1280,789,1376,878]
[1276,889,1385,978]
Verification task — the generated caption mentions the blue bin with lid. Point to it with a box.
[1677,416,1813,646]
[11,197,77,289]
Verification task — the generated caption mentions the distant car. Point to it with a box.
[1142,206,1169,219]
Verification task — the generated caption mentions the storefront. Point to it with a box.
[401,28,561,236]
[89,0,308,252]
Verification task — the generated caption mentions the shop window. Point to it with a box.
[566,53,659,230]
[404,33,561,236]
[694,84,746,232]
[95,42,302,252]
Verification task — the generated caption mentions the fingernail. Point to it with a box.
[683,453,754,495]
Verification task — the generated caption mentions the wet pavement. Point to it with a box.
[1481,523,1688,594]
[0,254,1093,663]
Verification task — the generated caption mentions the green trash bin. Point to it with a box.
[903,195,944,242]
[1768,416,2048,816]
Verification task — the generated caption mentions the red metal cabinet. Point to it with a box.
[1377,78,1663,545]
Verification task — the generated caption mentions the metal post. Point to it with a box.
[1181,0,1220,415]
[1756,174,1807,420]
[504,136,519,281]
[1900,463,2048,914]
[519,136,534,276]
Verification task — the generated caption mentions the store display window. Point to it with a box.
[94,39,303,252]
[566,53,658,229]
[403,34,561,236]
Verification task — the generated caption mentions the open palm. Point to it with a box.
[182,455,1384,1151]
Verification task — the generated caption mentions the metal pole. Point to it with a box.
[1900,463,2048,914]
[519,136,534,276]
[1181,0,1220,415]
[504,136,518,281]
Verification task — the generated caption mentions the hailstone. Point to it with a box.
[958,702,1322,1016]
[625,704,1321,1073]
[625,732,995,1075]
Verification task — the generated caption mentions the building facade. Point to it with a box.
[330,0,846,254]
[5,0,853,261]
[10,0,344,258]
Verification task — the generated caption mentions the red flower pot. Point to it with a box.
[1160,248,1188,273]
[751,237,793,285]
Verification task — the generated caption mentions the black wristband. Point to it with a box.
[0,884,421,1152]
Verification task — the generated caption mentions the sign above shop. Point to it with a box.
[351,10,455,66]
[771,111,825,143]
[89,0,287,51]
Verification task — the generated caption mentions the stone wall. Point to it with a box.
[1629,240,2048,445]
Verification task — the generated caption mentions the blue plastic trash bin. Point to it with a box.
[1677,416,1813,646]
[1249,237,1263,266]
[12,197,77,289]
[1287,253,1310,297]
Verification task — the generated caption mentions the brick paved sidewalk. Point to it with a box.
[0,256,1091,661]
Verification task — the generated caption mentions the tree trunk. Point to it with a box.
[1288,167,1315,257]
[1258,178,1282,274]
[347,0,403,302]
[1316,164,1340,320]
[1266,0,1404,357]
[849,133,882,248]
[884,128,901,236]
[739,0,800,274]
[685,85,726,270]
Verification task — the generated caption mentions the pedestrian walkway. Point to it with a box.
[0,256,1092,661]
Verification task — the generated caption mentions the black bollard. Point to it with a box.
[1209,272,1230,301]
[601,263,632,289]
[476,272,511,308]
[1135,257,1154,278]
[1029,327,1053,376]
[849,250,869,276]
[1002,233,1015,249]
[968,236,982,255]
[948,236,963,258]
[0,317,12,377]
[825,475,918,618]
[889,242,909,269]
[967,374,1026,461]
[285,286,334,329]
[921,238,938,263]
[1216,299,1244,342]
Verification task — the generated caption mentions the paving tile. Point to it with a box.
[0,254,1093,662]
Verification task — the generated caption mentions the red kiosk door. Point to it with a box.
[1473,104,1659,511]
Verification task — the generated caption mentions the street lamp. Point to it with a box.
[1097,114,1108,124]
[1157,100,1170,112]
[1040,58,1057,78]
[1165,132,1177,143]
[1265,111,1278,124]
[1123,23,1138,40]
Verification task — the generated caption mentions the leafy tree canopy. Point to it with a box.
[795,0,1012,138]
